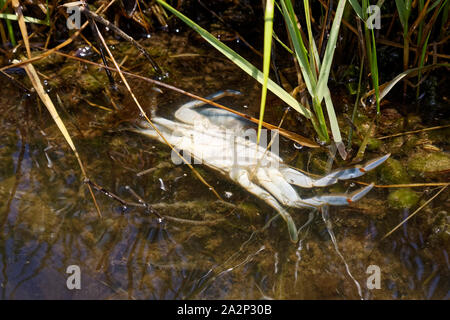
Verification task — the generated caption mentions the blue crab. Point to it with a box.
[135,91,389,242]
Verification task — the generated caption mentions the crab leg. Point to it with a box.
[292,183,375,207]
[257,168,375,208]
[280,154,390,188]
[230,168,298,242]
[256,167,304,207]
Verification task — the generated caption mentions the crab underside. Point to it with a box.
[135,91,389,242]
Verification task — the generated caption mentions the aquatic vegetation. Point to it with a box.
[408,151,450,176]
[380,158,411,185]
[387,188,420,209]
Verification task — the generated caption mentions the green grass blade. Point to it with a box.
[416,0,425,49]
[380,63,449,101]
[156,0,313,119]
[324,88,347,159]
[0,13,50,26]
[370,29,380,114]
[45,0,50,25]
[348,0,363,19]
[347,58,365,149]
[5,19,15,45]
[316,0,347,102]
[311,97,330,142]
[272,32,293,54]
[416,32,430,98]
[427,0,444,13]
[303,0,317,79]
[279,0,316,94]
[297,0,321,71]
[280,0,330,142]
[416,0,425,98]
[395,0,412,30]
[0,0,16,46]
[311,35,321,70]
[257,0,275,144]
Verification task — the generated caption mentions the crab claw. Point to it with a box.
[222,89,242,97]
[323,183,375,205]
[347,183,375,203]
[281,154,390,188]
[300,183,375,207]
[333,153,391,180]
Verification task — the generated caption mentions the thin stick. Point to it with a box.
[86,180,224,225]
[381,184,448,241]
[84,99,114,112]
[376,38,450,60]
[125,185,163,219]
[85,179,142,207]
[0,69,30,92]
[82,3,116,87]
[355,181,449,188]
[161,215,225,226]
[377,124,450,140]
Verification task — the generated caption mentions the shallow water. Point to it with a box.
[0,34,448,300]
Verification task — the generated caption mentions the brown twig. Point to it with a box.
[377,124,450,140]
[381,184,448,241]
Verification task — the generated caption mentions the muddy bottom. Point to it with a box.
[0,33,449,300]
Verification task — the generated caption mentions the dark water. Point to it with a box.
[0,34,448,300]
